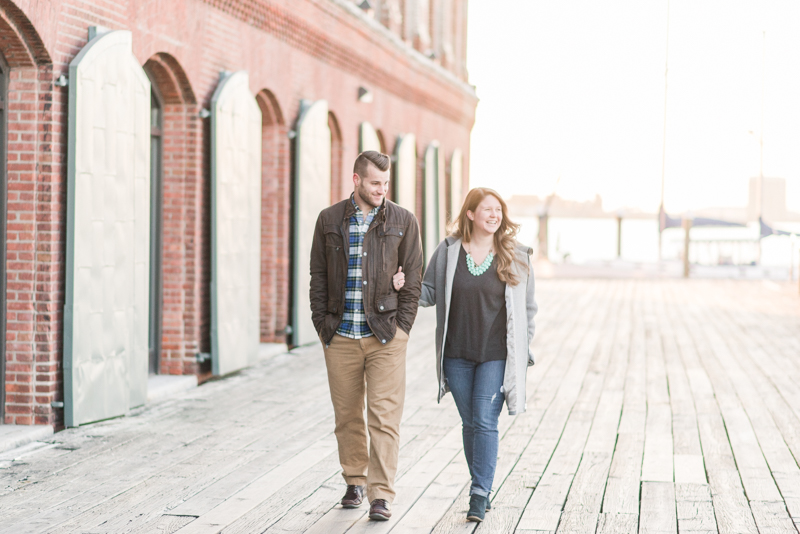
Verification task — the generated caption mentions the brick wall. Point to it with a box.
[3,0,476,427]
[257,89,290,343]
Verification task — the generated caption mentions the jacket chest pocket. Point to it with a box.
[324,225,345,295]
[324,224,344,249]
[379,225,404,270]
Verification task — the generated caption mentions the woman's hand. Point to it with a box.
[392,266,405,291]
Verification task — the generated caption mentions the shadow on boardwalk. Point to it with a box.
[1,279,800,533]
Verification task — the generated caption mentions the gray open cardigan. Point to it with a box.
[419,237,537,415]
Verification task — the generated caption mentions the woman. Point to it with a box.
[392,187,537,522]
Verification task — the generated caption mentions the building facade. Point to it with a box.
[0,0,476,428]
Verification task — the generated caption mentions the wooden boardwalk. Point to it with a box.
[1,279,800,533]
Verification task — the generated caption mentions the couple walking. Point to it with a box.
[309,151,537,523]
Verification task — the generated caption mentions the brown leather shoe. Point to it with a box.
[369,499,391,521]
[341,485,365,508]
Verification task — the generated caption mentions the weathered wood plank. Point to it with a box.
[517,283,622,532]
[172,437,338,533]
[677,286,759,534]
[638,481,676,534]
[5,281,800,534]
[596,512,638,534]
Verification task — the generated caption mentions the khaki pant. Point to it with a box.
[323,329,408,503]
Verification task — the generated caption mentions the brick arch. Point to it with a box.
[328,110,345,202]
[256,89,284,128]
[256,89,290,343]
[143,53,196,105]
[376,129,387,154]
[0,1,50,68]
[142,52,202,376]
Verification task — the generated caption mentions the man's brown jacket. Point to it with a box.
[309,197,423,345]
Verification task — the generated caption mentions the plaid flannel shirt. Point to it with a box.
[336,195,381,339]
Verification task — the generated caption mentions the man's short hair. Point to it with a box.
[354,151,391,179]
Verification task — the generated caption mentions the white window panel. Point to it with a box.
[393,133,416,213]
[424,142,443,263]
[359,122,381,153]
[64,30,150,426]
[293,100,331,346]
[211,71,262,376]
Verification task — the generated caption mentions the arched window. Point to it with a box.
[142,53,199,376]
[255,89,289,344]
[0,5,51,426]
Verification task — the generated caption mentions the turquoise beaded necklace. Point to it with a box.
[465,246,494,276]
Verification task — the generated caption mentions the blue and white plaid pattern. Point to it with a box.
[336,196,381,339]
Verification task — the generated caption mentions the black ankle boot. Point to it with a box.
[467,494,488,522]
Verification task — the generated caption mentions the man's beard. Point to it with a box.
[358,185,383,209]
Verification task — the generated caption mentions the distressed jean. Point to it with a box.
[443,357,506,498]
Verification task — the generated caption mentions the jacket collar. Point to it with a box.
[344,193,387,223]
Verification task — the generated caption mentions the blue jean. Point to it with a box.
[443,357,506,497]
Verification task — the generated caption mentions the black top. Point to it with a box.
[445,245,507,363]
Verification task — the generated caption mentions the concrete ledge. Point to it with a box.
[0,424,53,454]
[146,374,198,404]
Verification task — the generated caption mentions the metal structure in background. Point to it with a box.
[64,29,151,426]
[358,122,381,153]
[292,100,331,346]
[423,142,440,262]
[683,217,692,278]
[210,71,262,376]
[449,148,463,224]
[393,133,416,213]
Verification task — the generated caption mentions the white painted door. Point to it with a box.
[64,30,151,426]
[423,142,440,262]
[359,122,381,153]
[394,134,417,213]
[210,71,262,376]
[293,100,331,346]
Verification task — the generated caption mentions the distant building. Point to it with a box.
[505,193,653,219]
[506,194,605,218]
[748,177,787,222]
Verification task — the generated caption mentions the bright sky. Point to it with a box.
[467,1,800,214]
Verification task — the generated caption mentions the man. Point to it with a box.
[309,150,423,521]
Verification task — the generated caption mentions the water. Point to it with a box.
[515,216,800,268]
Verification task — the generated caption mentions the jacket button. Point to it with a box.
[363,280,367,285]
[379,305,384,310]
[400,231,403,236]
[381,339,386,344]
[363,252,367,256]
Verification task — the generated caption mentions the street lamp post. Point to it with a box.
[658,0,671,262]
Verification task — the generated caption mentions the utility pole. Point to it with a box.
[757,30,765,265]
[658,0,671,262]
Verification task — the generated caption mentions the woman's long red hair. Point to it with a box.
[450,187,528,286]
